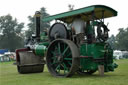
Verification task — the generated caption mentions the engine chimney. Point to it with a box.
[35,11,41,42]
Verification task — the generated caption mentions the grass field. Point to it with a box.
[0,59,128,85]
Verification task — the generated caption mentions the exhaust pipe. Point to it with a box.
[35,11,41,42]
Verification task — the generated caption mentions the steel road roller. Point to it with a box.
[16,5,118,77]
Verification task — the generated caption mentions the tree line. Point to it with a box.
[108,27,128,51]
[0,7,50,51]
[0,7,128,51]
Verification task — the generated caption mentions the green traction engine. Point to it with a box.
[16,5,118,77]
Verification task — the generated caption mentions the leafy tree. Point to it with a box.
[0,14,24,51]
[107,35,116,50]
[116,28,128,51]
[25,7,50,37]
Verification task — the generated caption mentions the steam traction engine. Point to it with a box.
[16,5,118,77]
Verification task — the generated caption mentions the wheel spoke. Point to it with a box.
[67,61,72,66]
[63,63,69,72]
[57,65,61,73]
[55,64,60,71]
[58,42,61,54]
[62,46,69,56]
[51,61,58,65]
[51,56,56,60]
[66,52,71,57]
[51,51,56,56]
[60,63,68,74]
[67,52,72,57]
[64,58,72,60]
[51,56,58,65]
[60,64,65,74]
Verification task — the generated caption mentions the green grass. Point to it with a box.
[0,59,128,85]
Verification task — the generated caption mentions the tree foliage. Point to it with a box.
[107,35,116,50]
[115,28,128,51]
[107,27,128,51]
[0,14,24,51]
[25,7,50,37]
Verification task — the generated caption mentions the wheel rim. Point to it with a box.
[46,39,79,77]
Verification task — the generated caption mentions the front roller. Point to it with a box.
[46,39,80,77]
[16,48,45,74]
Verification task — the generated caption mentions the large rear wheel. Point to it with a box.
[46,39,80,77]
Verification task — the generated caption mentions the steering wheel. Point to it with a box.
[93,21,109,42]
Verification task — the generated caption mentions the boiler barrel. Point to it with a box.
[35,44,47,56]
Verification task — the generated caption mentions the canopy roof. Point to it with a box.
[42,5,117,23]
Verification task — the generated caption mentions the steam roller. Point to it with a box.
[16,5,118,77]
